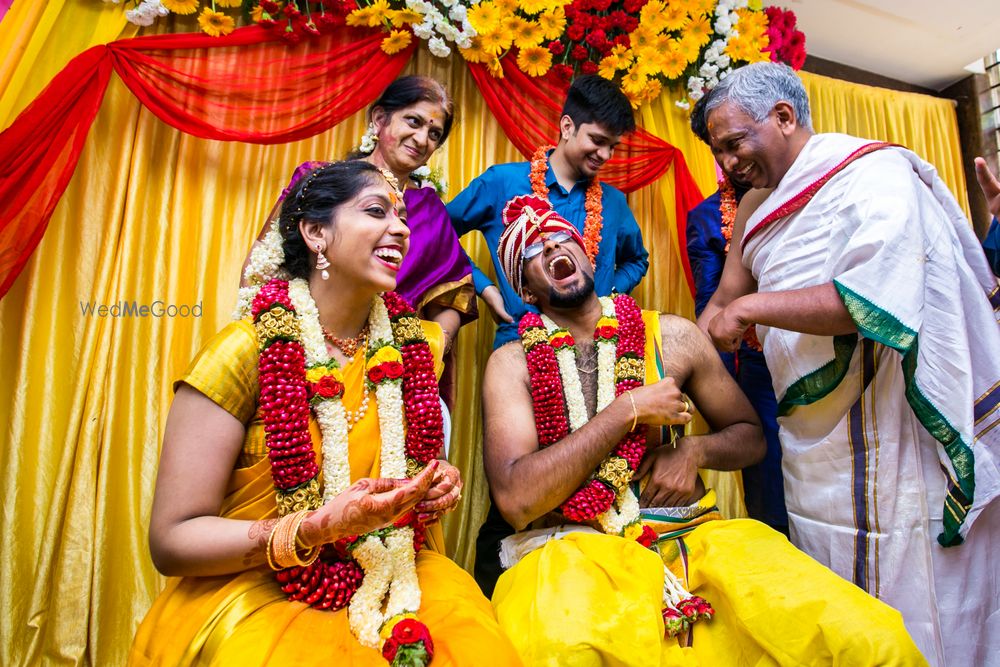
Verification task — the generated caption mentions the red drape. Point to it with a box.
[0,25,414,299]
[467,58,704,291]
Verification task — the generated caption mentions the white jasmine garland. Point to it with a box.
[541,316,589,431]
[597,486,640,535]
[350,536,395,647]
[384,527,421,617]
[595,297,617,411]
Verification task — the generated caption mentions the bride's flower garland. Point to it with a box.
[529,145,603,266]
[519,293,714,637]
[252,278,441,665]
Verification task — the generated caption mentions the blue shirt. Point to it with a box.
[984,217,1000,278]
[447,159,649,347]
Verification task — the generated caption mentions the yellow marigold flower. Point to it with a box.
[609,44,631,60]
[198,7,235,36]
[538,7,566,40]
[621,66,647,96]
[487,55,505,78]
[633,52,661,77]
[623,87,643,110]
[479,28,513,55]
[643,78,663,103]
[216,0,241,7]
[598,57,618,81]
[682,14,712,46]
[671,0,698,13]
[517,45,552,76]
[596,316,617,329]
[366,0,392,26]
[518,0,552,15]
[162,0,198,15]
[513,20,544,48]
[494,0,519,15]
[677,33,702,63]
[346,7,373,27]
[467,1,501,34]
[640,0,664,19]
[460,36,488,62]
[628,26,656,50]
[661,3,687,31]
[381,29,413,54]
[660,45,687,79]
[689,0,716,15]
[389,8,424,27]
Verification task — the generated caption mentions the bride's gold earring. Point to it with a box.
[315,243,330,280]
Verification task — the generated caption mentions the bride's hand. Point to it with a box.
[415,460,463,524]
[298,461,438,547]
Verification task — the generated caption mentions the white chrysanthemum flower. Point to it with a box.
[413,20,434,40]
[449,4,467,21]
[687,88,704,103]
[456,34,473,50]
[714,15,732,35]
[699,62,719,79]
[428,36,452,58]
[687,75,705,93]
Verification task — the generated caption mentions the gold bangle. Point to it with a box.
[265,520,280,571]
[288,510,320,567]
[625,390,638,432]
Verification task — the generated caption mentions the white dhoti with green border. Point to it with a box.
[741,133,1000,667]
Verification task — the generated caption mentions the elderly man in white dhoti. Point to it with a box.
[698,62,1000,667]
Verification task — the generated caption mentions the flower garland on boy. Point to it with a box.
[529,145,603,266]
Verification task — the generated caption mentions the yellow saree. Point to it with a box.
[491,311,925,666]
[129,319,521,666]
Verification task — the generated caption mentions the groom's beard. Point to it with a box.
[547,273,595,309]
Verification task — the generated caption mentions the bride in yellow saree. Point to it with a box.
[130,160,520,666]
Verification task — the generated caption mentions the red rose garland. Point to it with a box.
[520,294,648,523]
[252,280,440,662]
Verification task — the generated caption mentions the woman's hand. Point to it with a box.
[415,460,463,524]
[480,285,514,324]
[298,461,438,547]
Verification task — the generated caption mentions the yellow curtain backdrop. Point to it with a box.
[0,7,971,663]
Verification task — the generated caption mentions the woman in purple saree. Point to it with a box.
[243,76,475,404]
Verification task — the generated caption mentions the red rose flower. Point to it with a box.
[591,0,611,11]
[610,10,627,28]
[581,60,599,74]
[384,361,404,379]
[636,524,657,548]
[596,325,617,340]
[623,16,639,32]
[571,44,589,61]
[566,23,586,41]
[381,637,400,662]
[623,0,647,13]
[392,618,433,645]
[315,375,344,398]
[548,40,565,55]
[261,0,280,12]
[368,366,385,383]
[613,33,631,48]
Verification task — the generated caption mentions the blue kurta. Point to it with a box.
[686,190,788,531]
[984,216,1000,277]
[447,157,649,348]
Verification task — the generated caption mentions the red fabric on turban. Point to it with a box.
[498,195,586,296]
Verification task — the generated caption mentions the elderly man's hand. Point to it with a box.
[708,300,751,352]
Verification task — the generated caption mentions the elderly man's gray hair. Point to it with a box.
[704,62,812,132]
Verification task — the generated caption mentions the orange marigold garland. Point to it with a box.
[529,145,603,266]
[718,177,762,352]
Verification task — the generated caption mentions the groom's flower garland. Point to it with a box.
[529,145,603,266]
[519,293,714,637]
[252,278,440,665]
